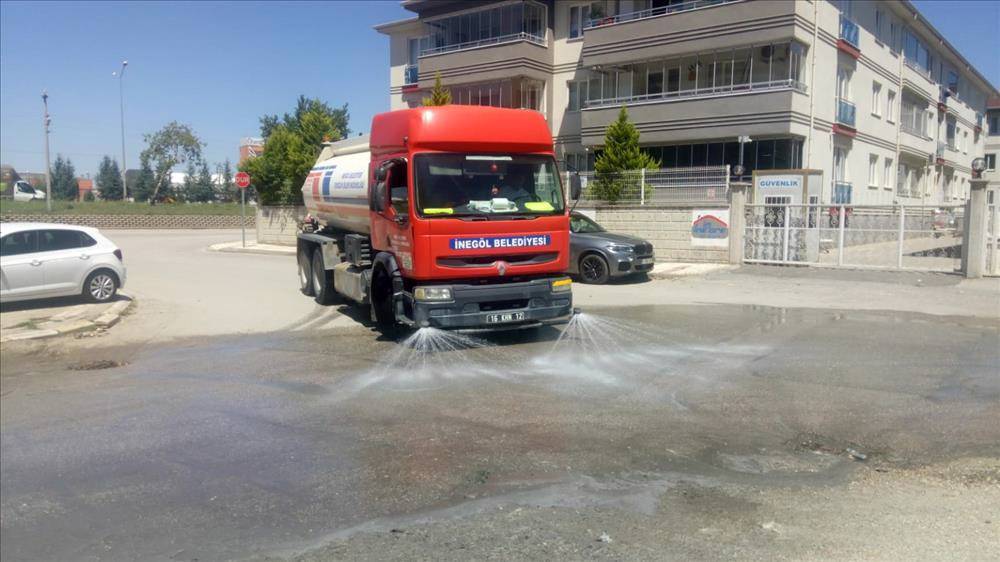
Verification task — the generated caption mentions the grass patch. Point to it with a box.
[1,200,247,216]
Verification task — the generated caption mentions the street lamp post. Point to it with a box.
[42,91,52,212]
[112,60,128,200]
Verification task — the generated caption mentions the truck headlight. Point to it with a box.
[608,244,635,254]
[414,286,453,301]
[551,278,572,293]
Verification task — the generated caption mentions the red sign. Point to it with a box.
[235,172,251,189]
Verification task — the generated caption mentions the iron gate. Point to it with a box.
[744,203,966,272]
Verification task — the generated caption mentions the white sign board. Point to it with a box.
[691,210,730,247]
[755,174,804,203]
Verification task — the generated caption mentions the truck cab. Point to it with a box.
[299,106,579,332]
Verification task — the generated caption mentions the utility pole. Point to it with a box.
[42,91,52,212]
[113,60,129,200]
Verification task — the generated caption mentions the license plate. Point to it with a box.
[637,257,655,265]
[486,312,525,324]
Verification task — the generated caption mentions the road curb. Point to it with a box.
[208,241,296,256]
[0,293,135,343]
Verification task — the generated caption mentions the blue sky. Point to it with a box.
[1,0,998,176]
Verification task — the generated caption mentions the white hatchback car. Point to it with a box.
[1,223,126,304]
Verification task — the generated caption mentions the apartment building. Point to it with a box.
[984,99,1000,200]
[375,0,999,206]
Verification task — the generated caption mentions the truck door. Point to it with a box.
[374,159,414,272]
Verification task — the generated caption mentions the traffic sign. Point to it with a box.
[235,172,251,189]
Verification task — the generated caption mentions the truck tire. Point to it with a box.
[311,249,335,305]
[298,248,314,296]
[370,268,397,336]
[579,253,610,284]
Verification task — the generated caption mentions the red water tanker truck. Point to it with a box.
[296,105,581,332]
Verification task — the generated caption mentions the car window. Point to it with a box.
[1,230,38,256]
[79,232,98,247]
[38,229,83,252]
[570,214,605,234]
[17,183,35,193]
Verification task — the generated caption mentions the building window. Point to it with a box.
[901,96,928,137]
[875,8,884,41]
[567,81,580,111]
[422,1,547,55]
[868,154,879,187]
[448,78,543,111]
[871,82,882,117]
[581,42,805,108]
[569,5,584,39]
[886,90,896,123]
[963,130,968,153]
[883,157,893,189]
[947,70,959,96]
[946,117,957,148]
[985,153,996,171]
[903,27,933,75]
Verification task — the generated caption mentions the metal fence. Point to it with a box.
[575,166,730,205]
[744,203,966,272]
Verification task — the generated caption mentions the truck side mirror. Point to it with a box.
[569,173,582,200]
[370,181,386,212]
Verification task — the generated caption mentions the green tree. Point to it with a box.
[593,107,660,202]
[218,159,236,202]
[128,158,156,202]
[50,155,78,200]
[95,156,124,200]
[191,160,216,202]
[422,73,452,106]
[140,122,204,203]
[246,96,350,205]
[242,126,314,205]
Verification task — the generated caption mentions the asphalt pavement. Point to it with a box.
[1,230,998,561]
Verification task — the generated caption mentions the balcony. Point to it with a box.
[833,181,852,204]
[584,0,741,29]
[418,31,544,57]
[580,88,805,146]
[580,0,800,68]
[403,64,418,86]
[585,79,806,110]
[837,15,860,58]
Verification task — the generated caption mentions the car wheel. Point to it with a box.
[83,270,118,303]
[298,248,314,296]
[579,254,610,284]
[311,249,335,305]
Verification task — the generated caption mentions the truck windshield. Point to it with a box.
[414,154,565,218]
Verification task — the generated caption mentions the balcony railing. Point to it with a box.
[839,15,859,49]
[833,181,852,204]
[584,0,741,29]
[404,64,418,85]
[903,56,932,80]
[836,98,856,128]
[418,32,545,57]
[583,79,806,109]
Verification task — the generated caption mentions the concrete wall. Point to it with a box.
[256,206,305,245]
[582,204,730,263]
[0,214,254,229]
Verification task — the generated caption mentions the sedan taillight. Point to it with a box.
[114,249,123,261]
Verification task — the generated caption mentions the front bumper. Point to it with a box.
[402,277,573,330]
[608,253,656,276]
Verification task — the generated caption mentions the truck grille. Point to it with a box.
[479,299,528,311]
[437,253,558,268]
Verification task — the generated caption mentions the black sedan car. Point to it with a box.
[568,212,655,284]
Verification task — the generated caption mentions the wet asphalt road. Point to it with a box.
[2,304,999,561]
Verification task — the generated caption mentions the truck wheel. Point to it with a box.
[311,249,335,305]
[371,270,397,336]
[579,254,610,284]
[298,248,314,296]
